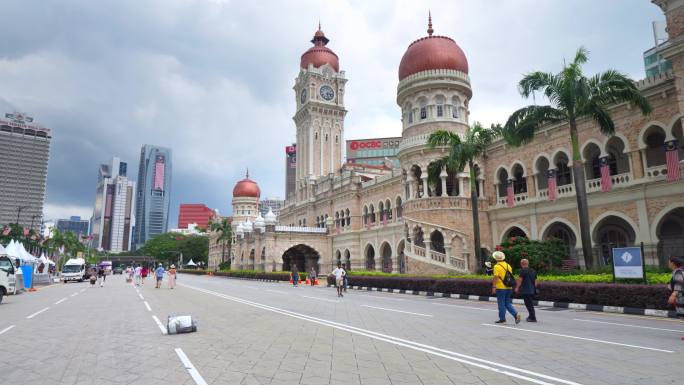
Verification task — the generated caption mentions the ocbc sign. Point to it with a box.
[350,140,382,150]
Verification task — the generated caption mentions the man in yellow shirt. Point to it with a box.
[491,251,521,324]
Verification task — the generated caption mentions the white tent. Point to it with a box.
[40,253,55,266]
[0,242,6,256]
[186,259,197,267]
[5,240,19,258]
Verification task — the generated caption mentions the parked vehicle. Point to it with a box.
[61,258,87,283]
[113,266,123,275]
[0,256,17,303]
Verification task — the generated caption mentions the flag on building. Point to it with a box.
[506,179,514,207]
[547,169,557,202]
[383,215,387,226]
[665,139,681,182]
[2,227,9,236]
[23,227,29,236]
[599,156,612,192]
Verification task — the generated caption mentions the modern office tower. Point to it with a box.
[90,157,135,252]
[345,137,402,168]
[643,20,672,77]
[259,198,284,218]
[0,112,51,230]
[133,145,172,249]
[56,216,90,239]
[178,203,215,230]
[285,144,296,199]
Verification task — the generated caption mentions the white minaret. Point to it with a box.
[293,24,347,200]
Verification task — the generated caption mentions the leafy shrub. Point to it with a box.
[179,269,307,281]
[495,236,568,273]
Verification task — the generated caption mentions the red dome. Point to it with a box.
[233,171,260,198]
[300,26,339,72]
[398,17,468,80]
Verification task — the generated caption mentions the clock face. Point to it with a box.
[300,88,307,104]
[320,85,335,101]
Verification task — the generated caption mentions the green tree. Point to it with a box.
[140,232,208,265]
[499,47,651,267]
[209,218,232,269]
[427,122,497,266]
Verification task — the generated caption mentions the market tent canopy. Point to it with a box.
[186,259,197,266]
[0,243,6,256]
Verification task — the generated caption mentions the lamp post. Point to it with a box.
[15,205,30,226]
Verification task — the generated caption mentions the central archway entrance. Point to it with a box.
[380,242,392,273]
[282,244,320,273]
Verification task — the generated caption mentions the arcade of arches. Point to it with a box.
[282,244,320,273]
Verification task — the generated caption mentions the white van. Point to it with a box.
[61,258,86,283]
[0,256,17,304]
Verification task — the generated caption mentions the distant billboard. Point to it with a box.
[346,137,401,159]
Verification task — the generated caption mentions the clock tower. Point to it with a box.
[293,24,347,199]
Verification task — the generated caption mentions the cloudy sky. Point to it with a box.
[0,0,663,227]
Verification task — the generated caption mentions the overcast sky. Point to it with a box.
[0,0,664,227]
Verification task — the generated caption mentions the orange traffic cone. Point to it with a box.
[305,278,311,285]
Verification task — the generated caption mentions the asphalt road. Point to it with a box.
[1,273,683,385]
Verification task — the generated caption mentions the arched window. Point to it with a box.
[378,201,385,222]
[606,137,629,175]
[594,216,636,265]
[395,197,403,218]
[315,132,318,140]
[369,204,376,223]
[435,95,445,118]
[363,206,368,225]
[411,165,423,198]
[345,208,351,226]
[413,227,425,247]
[451,96,461,119]
[555,153,572,186]
[430,230,446,253]
[512,164,526,194]
[419,97,427,120]
[385,199,392,221]
[535,157,550,190]
[497,168,509,198]
[583,143,602,179]
[644,126,666,167]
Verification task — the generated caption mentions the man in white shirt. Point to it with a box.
[332,263,346,298]
[134,265,142,286]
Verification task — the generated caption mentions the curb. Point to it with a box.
[327,284,678,319]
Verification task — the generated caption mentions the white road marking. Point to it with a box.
[144,301,152,312]
[180,283,582,385]
[70,292,79,297]
[54,298,68,305]
[362,305,433,317]
[356,294,404,301]
[175,348,208,385]
[26,307,49,319]
[265,289,287,295]
[482,324,673,353]
[152,315,167,335]
[573,318,684,333]
[431,302,497,312]
[301,295,338,303]
[138,293,144,300]
[0,325,15,335]
[79,288,86,293]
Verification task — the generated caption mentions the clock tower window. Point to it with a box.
[420,107,427,120]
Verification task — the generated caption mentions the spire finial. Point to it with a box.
[246,168,249,179]
[427,11,433,36]
[318,19,321,31]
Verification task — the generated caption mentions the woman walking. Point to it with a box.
[291,264,299,287]
[309,267,317,287]
[667,256,684,339]
[141,265,148,286]
[168,264,177,289]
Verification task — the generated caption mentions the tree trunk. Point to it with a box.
[569,118,594,268]
[469,161,483,269]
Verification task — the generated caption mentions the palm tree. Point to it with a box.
[209,218,232,269]
[428,122,497,267]
[499,47,651,267]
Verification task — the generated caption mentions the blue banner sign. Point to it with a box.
[612,247,644,279]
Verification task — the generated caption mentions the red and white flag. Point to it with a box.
[23,228,29,236]
[506,179,514,207]
[547,169,557,202]
[599,156,612,192]
[382,215,387,226]
[2,227,9,236]
[665,140,681,182]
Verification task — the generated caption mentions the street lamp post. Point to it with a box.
[15,205,30,226]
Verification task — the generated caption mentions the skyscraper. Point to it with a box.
[133,145,172,249]
[90,157,135,252]
[56,216,90,239]
[0,112,51,230]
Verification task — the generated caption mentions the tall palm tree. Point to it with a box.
[428,122,497,267]
[500,47,651,267]
[210,218,232,269]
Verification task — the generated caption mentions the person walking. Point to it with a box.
[332,262,346,297]
[667,256,684,339]
[134,265,142,286]
[97,266,106,287]
[309,267,317,287]
[291,264,299,287]
[154,263,165,289]
[141,265,148,286]
[515,259,537,322]
[491,251,520,324]
[168,264,177,289]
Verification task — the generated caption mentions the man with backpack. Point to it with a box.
[491,251,521,325]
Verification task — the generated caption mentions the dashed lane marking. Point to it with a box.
[0,325,15,335]
[482,323,673,353]
[431,302,497,312]
[152,315,167,335]
[301,295,339,303]
[573,318,684,333]
[138,293,144,300]
[54,298,68,305]
[175,348,208,385]
[144,301,152,312]
[26,307,49,319]
[361,304,433,317]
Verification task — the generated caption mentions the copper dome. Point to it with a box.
[233,171,260,198]
[398,15,468,80]
[300,25,339,72]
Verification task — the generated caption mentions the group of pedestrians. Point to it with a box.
[126,263,177,289]
[490,251,537,324]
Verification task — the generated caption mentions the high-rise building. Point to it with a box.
[90,157,135,252]
[0,112,50,230]
[178,203,215,229]
[133,145,172,249]
[643,20,672,77]
[346,137,402,168]
[285,144,296,200]
[259,198,284,218]
[56,216,90,239]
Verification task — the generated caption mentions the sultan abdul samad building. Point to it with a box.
[210,1,684,274]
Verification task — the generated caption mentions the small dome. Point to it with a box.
[233,169,260,198]
[235,222,244,235]
[398,14,468,80]
[300,24,339,72]
[264,207,277,225]
[243,219,253,232]
[254,213,265,231]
